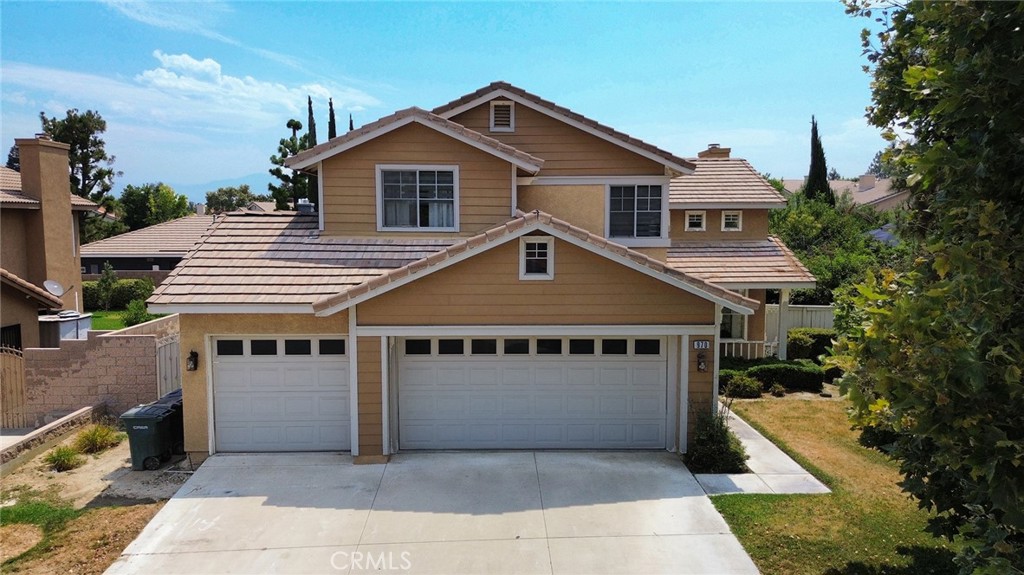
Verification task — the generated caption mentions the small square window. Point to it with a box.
[601,339,628,355]
[216,340,243,356]
[319,339,346,355]
[520,237,554,280]
[685,211,706,232]
[537,339,563,355]
[504,339,529,355]
[405,339,431,355]
[471,339,497,355]
[438,339,465,355]
[284,340,311,355]
[569,339,595,355]
[722,210,743,231]
[634,339,661,355]
[251,340,278,356]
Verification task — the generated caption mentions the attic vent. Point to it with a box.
[490,100,514,132]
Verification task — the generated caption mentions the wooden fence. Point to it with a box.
[1,346,27,428]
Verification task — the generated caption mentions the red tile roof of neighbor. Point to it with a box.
[80,216,216,257]
[149,211,759,313]
[0,267,63,308]
[670,157,787,207]
[0,166,98,210]
[432,81,695,173]
[285,107,545,173]
[666,237,816,288]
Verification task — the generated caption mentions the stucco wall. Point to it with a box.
[1,210,29,278]
[179,312,348,456]
[516,185,604,236]
[1,286,43,348]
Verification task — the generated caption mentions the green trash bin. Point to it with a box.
[121,402,177,471]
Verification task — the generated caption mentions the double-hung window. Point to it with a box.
[378,166,458,231]
[609,185,663,238]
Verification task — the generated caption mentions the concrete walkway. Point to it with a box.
[694,411,831,495]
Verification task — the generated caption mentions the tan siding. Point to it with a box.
[179,312,348,455]
[359,239,715,326]
[686,335,716,448]
[321,123,512,237]
[451,102,665,176]
[357,336,383,456]
[670,209,770,241]
[517,184,604,236]
[747,289,766,341]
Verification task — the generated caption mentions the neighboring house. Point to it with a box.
[782,174,909,211]
[244,201,278,212]
[1,137,97,349]
[148,82,814,463]
[80,215,216,284]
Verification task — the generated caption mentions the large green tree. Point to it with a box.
[205,184,258,213]
[119,183,190,230]
[268,118,313,210]
[39,109,120,201]
[804,116,834,205]
[834,2,1024,571]
[6,144,19,171]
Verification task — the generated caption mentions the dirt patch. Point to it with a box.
[4,503,163,575]
[2,438,190,508]
[0,524,43,563]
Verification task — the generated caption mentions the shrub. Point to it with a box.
[685,407,749,473]
[747,362,824,392]
[44,446,84,472]
[96,262,117,310]
[74,424,125,454]
[719,356,787,371]
[717,369,743,392]
[122,299,155,327]
[770,383,787,397]
[84,278,155,311]
[787,328,837,362]
[82,281,99,310]
[724,375,762,399]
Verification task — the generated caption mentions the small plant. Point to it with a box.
[685,401,749,473]
[724,375,762,399]
[43,446,84,472]
[74,424,125,454]
[122,299,155,327]
[770,383,786,397]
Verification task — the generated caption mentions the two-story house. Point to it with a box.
[148,82,813,464]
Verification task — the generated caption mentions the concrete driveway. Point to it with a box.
[106,452,757,575]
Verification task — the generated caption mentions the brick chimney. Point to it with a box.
[858,174,876,192]
[697,143,731,159]
[15,136,82,311]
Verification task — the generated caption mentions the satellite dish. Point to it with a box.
[44,280,67,297]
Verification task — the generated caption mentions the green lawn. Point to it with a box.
[88,310,126,330]
[715,400,957,574]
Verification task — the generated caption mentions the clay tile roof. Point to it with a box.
[670,157,786,206]
[312,209,756,314]
[285,107,543,173]
[81,216,217,257]
[666,237,816,287]
[0,167,23,192]
[148,212,457,307]
[0,166,98,210]
[433,81,695,173]
[0,267,63,308]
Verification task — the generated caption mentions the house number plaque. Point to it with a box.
[692,340,711,350]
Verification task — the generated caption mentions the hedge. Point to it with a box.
[83,279,155,311]
[746,362,824,393]
[787,327,837,362]
[723,375,762,399]
[717,369,743,392]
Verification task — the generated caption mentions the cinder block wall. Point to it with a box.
[22,315,179,426]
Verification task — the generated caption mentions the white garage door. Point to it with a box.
[398,336,668,450]
[213,337,350,452]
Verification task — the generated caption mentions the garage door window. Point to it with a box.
[601,339,628,355]
[438,339,465,355]
[536,339,562,355]
[285,340,312,355]
[504,339,529,355]
[251,340,278,355]
[634,339,661,355]
[217,340,244,356]
[399,337,665,358]
[319,339,346,355]
[471,339,497,354]
[215,337,347,357]
[569,339,595,355]
[405,339,431,355]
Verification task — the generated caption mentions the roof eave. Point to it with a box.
[669,201,787,210]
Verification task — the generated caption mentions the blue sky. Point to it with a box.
[1,1,884,202]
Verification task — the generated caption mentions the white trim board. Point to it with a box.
[287,113,542,173]
[313,218,755,317]
[436,89,694,176]
[518,176,670,186]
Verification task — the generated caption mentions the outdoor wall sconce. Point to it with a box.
[186,350,199,371]
[697,351,708,372]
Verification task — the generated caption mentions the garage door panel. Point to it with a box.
[214,345,349,452]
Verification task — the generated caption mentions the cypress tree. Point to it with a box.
[349,113,354,132]
[804,116,834,205]
[328,98,337,139]
[307,96,317,146]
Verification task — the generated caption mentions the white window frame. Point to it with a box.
[489,100,515,133]
[603,179,670,248]
[719,289,748,341]
[519,237,554,280]
[721,210,743,232]
[684,210,706,232]
[376,164,460,232]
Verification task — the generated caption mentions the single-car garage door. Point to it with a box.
[397,336,668,450]
[213,337,350,452]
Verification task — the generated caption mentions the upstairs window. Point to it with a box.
[722,210,743,232]
[520,237,554,280]
[378,166,458,231]
[609,185,663,238]
[685,210,706,232]
[490,100,515,132]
